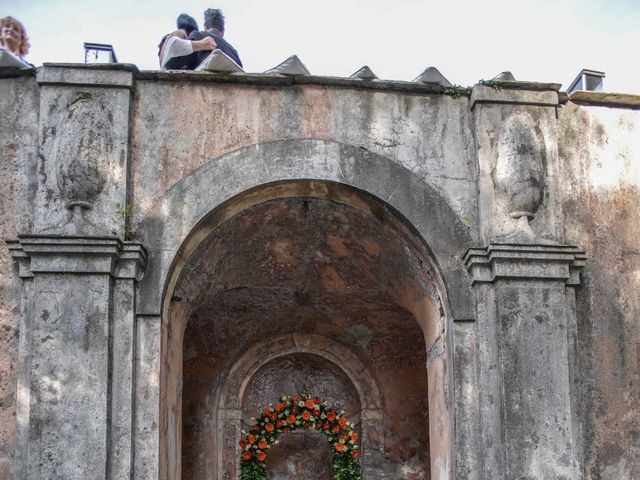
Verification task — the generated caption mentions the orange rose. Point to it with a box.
[248,434,256,444]
[275,402,285,412]
[239,440,246,449]
[305,399,315,409]
[242,451,252,461]
[331,426,340,433]
[342,434,349,440]
[301,410,311,420]
[327,411,336,422]
[338,416,347,427]
[351,432,359,442]
[323,423,330,430]
[258,439,268,450]
[264,408,272,416]
[351,449,359,459]
[257,451,266,462]
[335,442,346,452]
[277,420,284,427]
[286,415,296,425]
[265,422,274,432]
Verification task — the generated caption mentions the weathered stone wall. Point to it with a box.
[558,102,640,480]
[0,65,639,479]
[128,78,479,242]
[0,72,39,479]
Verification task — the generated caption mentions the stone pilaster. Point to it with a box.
[464,243,585,479]
[8,235,146,480]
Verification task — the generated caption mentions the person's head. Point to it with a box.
[203,8,225,35]
[0,16,29,57]
[176,13,198,36]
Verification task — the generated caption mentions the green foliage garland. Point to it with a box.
[239,393,362,480]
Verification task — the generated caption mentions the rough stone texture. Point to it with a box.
[134,315,161,480]
[26,272,111,479]
[465,244,585,479]
[558,103,640,480]
[265,430,333,479]
[0,75,39,478]
[129,80,478,234]
[5,237,146,480]
[1,65,639,480]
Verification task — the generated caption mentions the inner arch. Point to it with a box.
[163,186,454,480]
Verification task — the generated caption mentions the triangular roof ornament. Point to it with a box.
[195,49,244,73]
[0,49,33,69]
[492,71,516,81]
[265,55,310,75]
[350,66,378,80]
[413,67,452,87]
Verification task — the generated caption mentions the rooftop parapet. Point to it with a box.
[1,62,640,109]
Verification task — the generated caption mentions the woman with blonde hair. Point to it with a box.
[0,16,30,59]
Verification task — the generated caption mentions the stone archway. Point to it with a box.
[158,180,462,480]
[145,141,477,480]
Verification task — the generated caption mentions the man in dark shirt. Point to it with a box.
[189,8,242,68]
[158,13,215,70]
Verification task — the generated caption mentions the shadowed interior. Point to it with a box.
[174,197,444,479]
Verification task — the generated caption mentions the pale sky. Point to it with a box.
[4,0,640,93]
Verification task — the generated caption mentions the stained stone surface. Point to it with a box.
[242,354,361,422]
[1,65,639,480]
[265,430,333,480]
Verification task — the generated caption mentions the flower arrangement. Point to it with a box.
[239,393,362,480]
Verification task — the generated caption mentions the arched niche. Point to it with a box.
[214,335,381,479]
[158,179,463,480]
[239,352,362,479]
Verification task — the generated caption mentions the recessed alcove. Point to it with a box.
[265,429,334,479]
[242,353,360,478]
[162,182,453,480]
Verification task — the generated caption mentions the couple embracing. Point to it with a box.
[159,8,241,71]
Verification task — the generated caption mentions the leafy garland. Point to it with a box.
[240,393,362,480]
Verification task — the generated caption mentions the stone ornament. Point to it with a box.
[350,66,377,80]
[265,55,311,76]
[46,92,115,234]
[195,49,244,73]
[413,66,452,87]
[493,111,551,243]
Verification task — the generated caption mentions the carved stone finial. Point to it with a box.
[492,71,516,82]
[51,92,113,233]
[493,112,552,243]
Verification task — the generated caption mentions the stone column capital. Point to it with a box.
[7,234,147,280]
[464,243,586,286]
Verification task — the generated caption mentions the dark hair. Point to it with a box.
[176,13,198,36]
[203,8,225,32]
